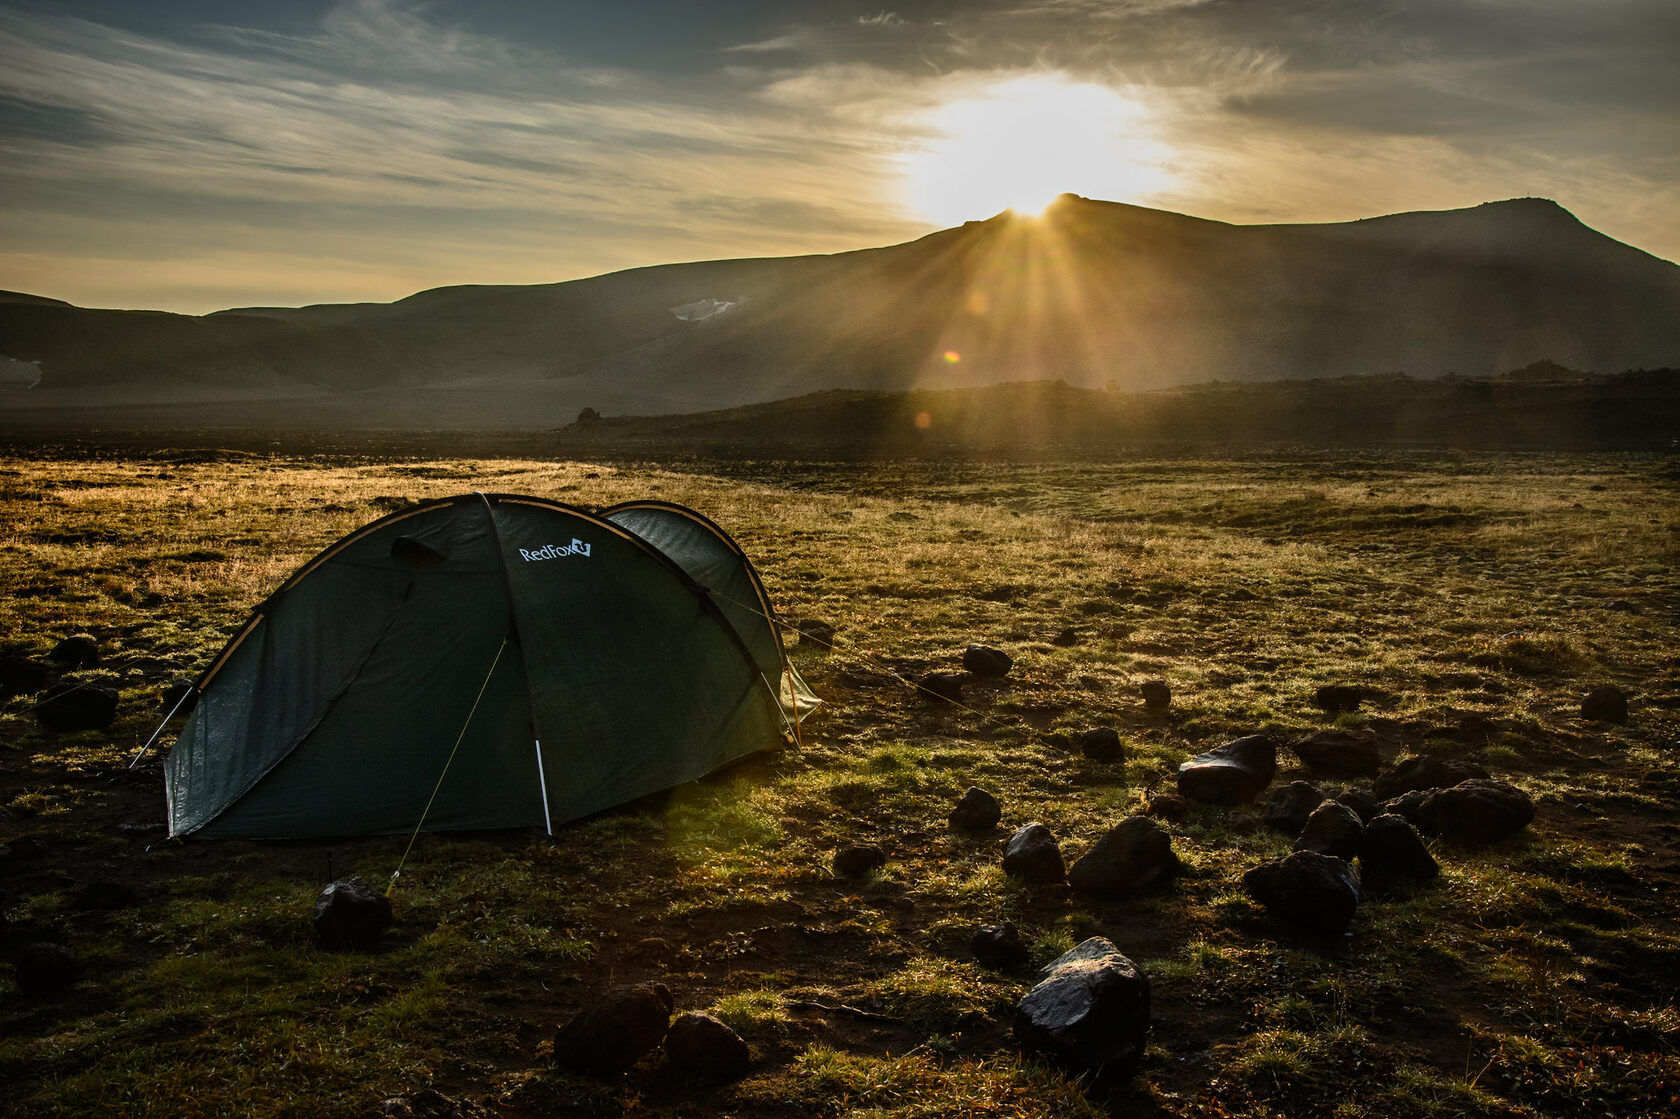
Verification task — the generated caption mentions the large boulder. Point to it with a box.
[1002,823,1066,884]
[1292,727,1382,777]
[553,983,674,1076]
[312,877,393,950]
[948,786,1002,831]
[665,1011,751,1081]
[35,683,119,734]
[1373,755,1489,800]
[1014,938,1150,1080]
[1357,814,1439,883]
[1263,781,1326,836]
[1580,684,1628,724]
[15,942,79,1000]
[1242,851,1361,935]
[1067,817,1181,898]
[1293,801,1365,861]
[1177,735,1276,805]
[1417,779,1535,846]
[963,644,1014,677]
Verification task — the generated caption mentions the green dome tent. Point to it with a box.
[163,495,816,839]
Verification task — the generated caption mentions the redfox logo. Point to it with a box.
[519,540,591,561]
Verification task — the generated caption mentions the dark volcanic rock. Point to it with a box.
[1014,938,1150,1081]
[1242,851,1361,935]
[1067,817,1181,897]
[832,845,888,878]
[1139,680,1172,710]
[1294,801,1365,860]
[15,942,79,1000]
[553,983,674,1077]
[796,620,836,649]
[1373,755,1490,800]
[963,644,1014,677]
[1334,788,1382,824]
[1080,727,1124,763]
[1580,684,1629,723]
[35,682,119,733]
[1051,627,1080,647]
[1417,779,1535,845]
[0,656,51,698]
[948,786,1002,831]
[665,1011,751,1081]
[1314,684,1365,714]
[312,876,393,950]
[1002,823,1066,884]
[918,672,966,704]
[1357,814,1440,882]
[46,634,99,669]
[1263,781,1326,836]
[971,921,1031,970]
[1143,791,1190,823]
[1382,789,1431,824]
[1292,727,1382,777]
[1177,735,1277,805]
[159,679,199,714]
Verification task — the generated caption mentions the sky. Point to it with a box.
[1,0,1676,314]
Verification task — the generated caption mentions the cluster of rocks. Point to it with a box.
[552,982,752,1082]
[1169,724,1539,935]
[3,634,123,733]
[908,643,1015,705]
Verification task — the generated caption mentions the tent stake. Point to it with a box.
[533,739,554,835]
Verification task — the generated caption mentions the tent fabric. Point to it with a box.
[164,494,815,839]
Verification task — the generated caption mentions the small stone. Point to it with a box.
[1080,727,1124,763]
[1143,792,1190,823]
[553,983,673,1076]
[1263,781,1326,837]
[15,942,79,1000]
[949,786,1002,831]
[1292,727,1381,777]
[1067,817,1181,897]
[1177,735,1277,805]
[963,644,1013,677]
[971,921,1031,969]
[1580,684,1628,724]
[1417,779,1535,846]
[918,672,966,704]
[796,620,836,649]
[832,845,887,878]
[1293,801,1365,861]
[1002,823,1066,884]
[1014,937,1150,1081]
[1242,851,1361,936]
[1139,680,1172,710]
[1373,756,1490,800]
[1357,814,1439,882]
[159,679,199,714]
[0,656,51,699]
[47,634,99,669]
[1314,684,1365,714]
[665,1011,752,1081]
[312,876,393,950]
[1051,627,1080,647]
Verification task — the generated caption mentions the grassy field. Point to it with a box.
[1,446,1676,1118]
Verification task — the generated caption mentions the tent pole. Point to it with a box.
[533,739,554,836]
[128,685,195,769]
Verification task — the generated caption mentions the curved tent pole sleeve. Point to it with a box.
[475,492,553,835]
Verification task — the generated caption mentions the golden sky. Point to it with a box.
[2,0,1676,313]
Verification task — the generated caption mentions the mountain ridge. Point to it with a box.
[2,196,1676,429]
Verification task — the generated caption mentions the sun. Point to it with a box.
[901,73,1176,226]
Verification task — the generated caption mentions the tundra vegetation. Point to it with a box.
[0,446,1675,1118]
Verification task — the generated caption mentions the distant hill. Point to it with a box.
[555,364,1680,455]
[2,196,1678,429]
